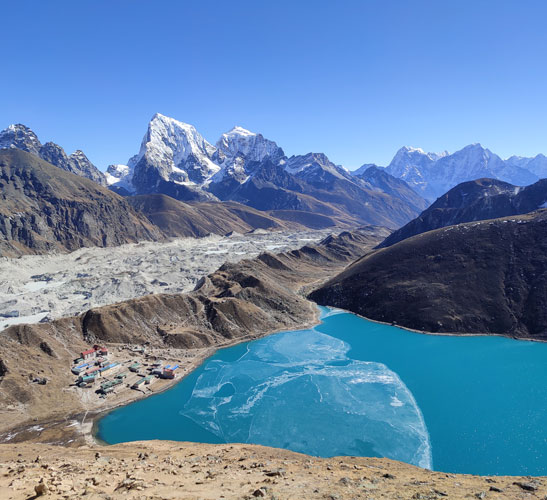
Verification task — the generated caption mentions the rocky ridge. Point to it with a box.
[126,194,341,237]
[380,177,547,248]
[0,441,543,500]
[0,124,107,185]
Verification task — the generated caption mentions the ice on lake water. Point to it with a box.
[181,329,432,469]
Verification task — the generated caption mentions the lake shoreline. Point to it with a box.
[95,305,547,477]
[90,302,324,446]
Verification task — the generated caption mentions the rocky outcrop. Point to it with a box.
[0,124,107,185]
[380,177,547,248]
[0,149,163,257]
[310,210,547,339]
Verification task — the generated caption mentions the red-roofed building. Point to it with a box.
[81,348,96,360]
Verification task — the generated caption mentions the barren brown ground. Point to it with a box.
[0,442,545,500]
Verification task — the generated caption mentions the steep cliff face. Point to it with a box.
[310,210,547,339]
[0,149,163,257]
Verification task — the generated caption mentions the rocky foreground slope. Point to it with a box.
[0,149,163,257]
[1,441,544,500]
[0,227,389,437]
[311,210,547,339]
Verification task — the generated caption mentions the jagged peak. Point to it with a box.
[461,142,485,151]
[1,123,40,140]
[224,125,257,138]
[6,123,35,133]
[399,145,426,154]
[41,141,64,151]
[70,149,89,159]
[148,112,198,134]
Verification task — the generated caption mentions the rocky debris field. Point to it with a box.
[0,229,331,331]
[0,441,544,500]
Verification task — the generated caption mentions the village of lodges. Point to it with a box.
[71,344,180,396]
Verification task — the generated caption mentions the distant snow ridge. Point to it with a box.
[285,152,351,182]
[383,144,542,201]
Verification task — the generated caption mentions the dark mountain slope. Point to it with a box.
[380,178,547,248]
[127,194,287,237]
[211,160,420,228]
[355,166,428,213]
[0,149,163,257]
[310,210,547,339]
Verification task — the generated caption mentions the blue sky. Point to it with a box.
[2,0,547,170]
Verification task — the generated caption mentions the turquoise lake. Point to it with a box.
[97,307,547,476]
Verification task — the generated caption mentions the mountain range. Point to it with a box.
[103,113,426,228]
[376,144,545,202]
[0,116,428,229]
[3,114,547,249]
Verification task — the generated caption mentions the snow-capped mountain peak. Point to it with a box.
[215,126,283,163]
[284,152,351,182]
[224,125,256,138]
[212,124,285,183]
[385,142,540,201]
[130,113,219,187]
[0,124,42,156]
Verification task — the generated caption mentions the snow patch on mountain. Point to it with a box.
[285,153,350,181]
